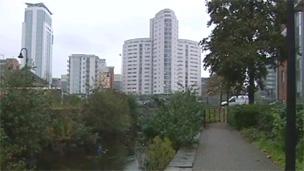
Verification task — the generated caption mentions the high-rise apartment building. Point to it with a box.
[150,9,179,94]
[122,38,152,94]
[68,54,106,95]
[122,9,201,95]
[176,39,201,92]
[21,3,53,84]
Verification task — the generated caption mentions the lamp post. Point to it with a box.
[286,0,296,170]
[18,48,28,68]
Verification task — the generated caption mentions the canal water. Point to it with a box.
[36,136,135,170]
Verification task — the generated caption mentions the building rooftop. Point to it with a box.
[26,3,52,15]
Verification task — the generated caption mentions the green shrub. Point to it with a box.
[228,105,264,130]
[0,69,52,170]
[145,90,203,147]
[146,136,175,171]
[231,103,304,170]
[297,137,304,163]
[241,128,261,142]
[296,107,304,142]
[296,107,304,170]
[82,90,132,133]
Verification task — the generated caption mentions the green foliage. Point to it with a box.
[255,136,285,168]
[47,90,82,109]
[48,111,92,146]
[146,136,175,171]
[297,137,304,163]
[296,106,304,168]
[201,0,287,103]
[229,103,304,169]
[63,94,82,107]
[82,89,132,133]
[0,69,52,169]
[0,70,139,169]
[240,128,260,142]
[144,90,203,147]
[228,105,264,130]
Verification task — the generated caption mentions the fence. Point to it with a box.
[203,106,228,127]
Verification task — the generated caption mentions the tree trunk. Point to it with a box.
[248,68,255,104]
[226,90,229,106]
[219,90,223,107]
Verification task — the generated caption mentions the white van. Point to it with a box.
[221,95,249,106]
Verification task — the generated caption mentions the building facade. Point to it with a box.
[113,74,123,91]
[21,3,53,84]
[176,39,201,92]
[68,54,106,95]
[122,38,152,94]
[122,9,201,95]
[60,74,69,93]
[0,58,20,71]
[0,58,20,80]
[97,66,114,89]
[150,9,179,94]
[260,66,277,101]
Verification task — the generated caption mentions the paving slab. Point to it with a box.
[165,147,197,171]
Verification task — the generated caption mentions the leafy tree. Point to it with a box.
[82,89,132,134]
[47,111,91,148]
[0,69,52,169]
[201,0,287,104]
[62,94,82,107]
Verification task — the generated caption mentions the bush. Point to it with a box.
[0,69,52,170]
[296,107,304,142]
[241,128,261,142]
[144,90,203,147]
[82,89,132,134]
[229,103,304,170]
[47,111,92,147]
[228,104,265,130]
[297,137,304,163]
[146,136,175,171]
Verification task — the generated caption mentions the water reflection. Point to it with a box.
[37,136,131,170]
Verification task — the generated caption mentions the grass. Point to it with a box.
[254,137,285,168]
[241,128,304,170]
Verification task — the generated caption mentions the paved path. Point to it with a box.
[193,123,280,171]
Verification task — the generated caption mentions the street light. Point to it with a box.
[18,48,28,68]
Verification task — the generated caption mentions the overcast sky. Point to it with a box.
[0,0,211,78]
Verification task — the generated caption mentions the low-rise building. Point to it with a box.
[97,66,114,89]
[113,74,123,91]
[0,58,20,79]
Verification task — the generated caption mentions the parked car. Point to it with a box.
[221,95,249,106]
